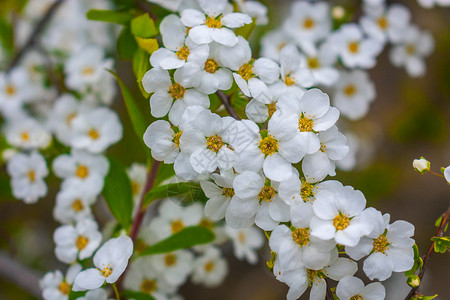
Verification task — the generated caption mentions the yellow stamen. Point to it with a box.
[21,132,29,141]
[301,181,315,200]
[223,187,235,198]
[172,131,182,147]
[258,186,276,202]
[303,18,315,29]
[348,42,359,53]
[76,236,89,250]
[164,254,177,266]
[27,170,36,182]
[259,136,279,155]
[307,57,320,69]
[76,165,89,179]
[350,295,362,300]
[373,234,389,253]
[344,84,356,96]
[377,17,388,30]
[292,228,309,247]
[298,116,314,132]
[176,46,190,61]
[72,199,84,212]
[333,213,350,231]
[169,83,186,99]
[238,63,254,81]
[206,135,224,152]
[141,279,157,293]
[88,129,100,140]
[204,261,215,272]
[204,59,219,74]
[58,282,71,295]
[100,266,113,277]
[205,16,222,29]
[284,75,296,86]
[171,220,184,233]
[5,84,16,96]
[267,103,277,118]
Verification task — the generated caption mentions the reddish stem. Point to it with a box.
[216,90,240,120]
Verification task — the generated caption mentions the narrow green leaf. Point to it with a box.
[86,9,133,25]
[140,226,215,256]
[102,157,134,229]
[143,182,207,207]
[131,14,158,38]
[108,70,151,159]
[117,27,138,61]
[122,290,156,300]
[133,49,151,98]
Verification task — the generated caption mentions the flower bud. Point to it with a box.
[407,275,420,288]
[413,157,430,174]
[332,6,345,20]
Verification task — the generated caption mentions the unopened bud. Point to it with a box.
[407,275,420,288]
[332,6,345,20]
[413,157,430,174]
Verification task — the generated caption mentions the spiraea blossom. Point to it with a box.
[40,264,82,300]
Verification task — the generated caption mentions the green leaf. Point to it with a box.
[117,27,138,61]
[68,290,86,300]
[86,9,133,25]
[132,48,150,98]
[153,163,175,187]
[102,157,134,229]
[140,226,215,256]
[122,290,156,300]
[143,182,207,207]
[131,14,158,38]
[108,70,151,158]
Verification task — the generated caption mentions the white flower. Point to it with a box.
[54,218,102,264]
[142,65,209,121]
[227,171,289,231]
[360,4,411,44]
[272,89,340,158]
[234,0,268,25]
[127,163,147,204]
[444,166,450,183]
[310,185,373,247]
[412,157,430,174]
[389,25,434,77]
[148,200,203,242]
[150,250,194,286]
[65,46,113,92]
[180,0,252,47]
[417,0,450,8]
[333,70,376,121]
[5,116,51,150]
[0,67,33,118]
[7,151,48,203]
[191,247,228,288]
[52,150,109,196]
[225,225,264,264]
[336,276,386,300]
[72,235,134,291]
[219,36,280,101]
[179,109,236,174]
[124,257,176,299]
[329,23,383,69]
[77,288,109,300]
[269,224,336,270]
[53,184,96,224]
[345,209,415,281]
[151,15,209,70]
[40,264,82,300]
[283,1,331,46]
[302,126,349,183]
[261,29,292,62]
[201,168,237,220]
[70,107,123,153]
[244,80,285,123]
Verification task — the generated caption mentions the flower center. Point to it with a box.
[298,116,314,132]
[292,228,310,247]
[131,182,140,196]
[135,239,147,254]
[205,16,222,28]
[171,220,185,233]
[100,266,113,277]
[307,269,323,283]
[258,186,276,202]
[267,103,277,118]
[21,132,29,141]
[406,44,415,55]
[141,279,157,294]
[199,218,213,230]
[176,46,190,61]
[164,254,177,266]
[222,187,235,198]
[348,42,359,53]
[66,113,77,126]
[27,170,36,182]
[333,213,350,231]
[204,59,219,73]
[206,135,224,152]
[72,199,84,212]
[320,143,327,152]
[238,232,246,243]
[284,74,296,86]
[377,17,388,30]
[373,234,389,253]
[307,57,320,69]
[300,181,315,200]
[344,84,356,96]
[172,131,182,147]
[58,282,71,295]
[76,236,89,250]
[82,67,94,75]
[238,63,254,81]
[88,128,100,140]
[350,295,363,300]
[5,84,16,96]
[259,136,279,155]
[303,17,315,29]
[76,165,89,179]
[169,83,186,99]
[204,261,215,272]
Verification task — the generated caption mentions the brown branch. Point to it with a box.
[0,250,42,298]
[7,0,66,72]
[326,279,334,300]
[135,0,158,20]
[116,160,161,291]
[404,205,450,300]
[216,90,240,120]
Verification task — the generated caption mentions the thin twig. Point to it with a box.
[326,279,334,300]
[216,90,240,120]
[7,0,66,72]
[0,250,42,298]
[404,205,450,300]
[135,0,158,20]
[428,170,445,179]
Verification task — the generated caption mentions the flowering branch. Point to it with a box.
[216,90,240,120]
[6,0,65,72]
[404,205,450,300]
